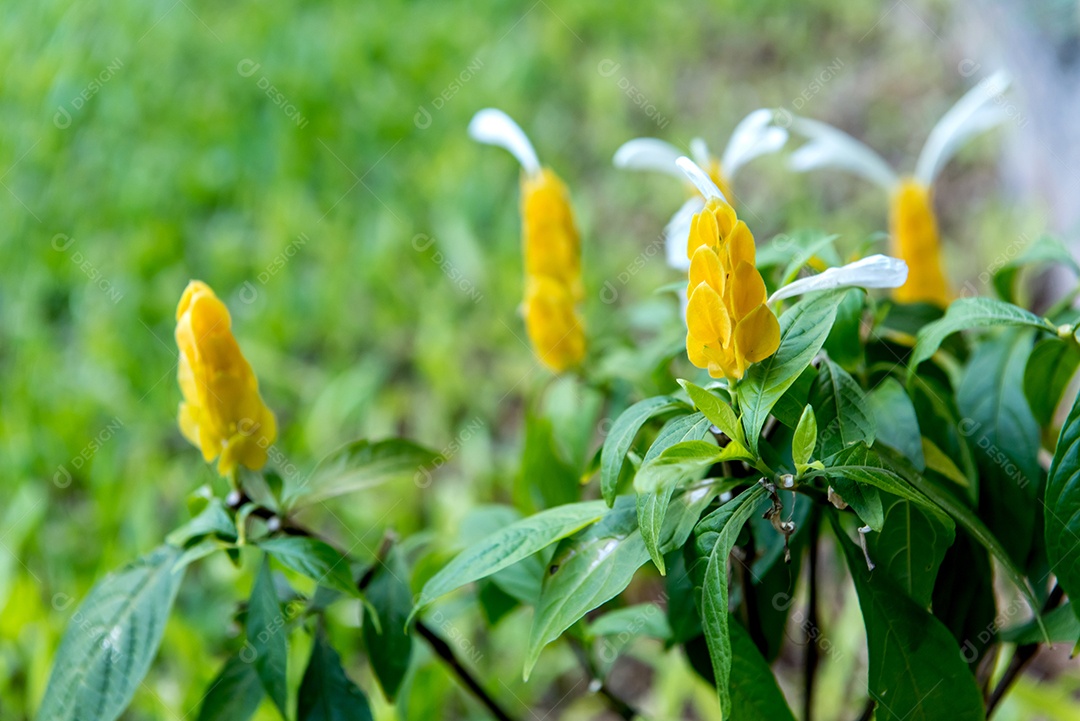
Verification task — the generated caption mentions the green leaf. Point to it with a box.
[867,377,925,470]
[741,290,847,453]
[792,405,816,473]
[38,546,186,721]
[828,477,884,531]
[908,297,1055,375]
[412,500,608,618]
[993,234,1080,303]
[830,512,985,721]
[1025,336,1080,427]
[957,330,1042,565]
[258,536,359,598]
[921,438,969,489]
[822,288,866,372]
[932,532,996,668]
[814,444,950,531]
[287,439,439,506]
[600,396,686,505]
[771,364,818,429]
[167,498,237,547]
[883,447,1047,641]
[1045,384,1080,630]
[525,487,716,678]
[678,380,744,446]
[196,655,265,721]
[298,629,374,721]
[810,357,876,458]
[521,413,580,508]
[729,621,798,721]
[693,484,768,718]
[362,547,413,701]
[458,506,545,605]
[867,496,954,607]
[644,412,714,463]
[247,557,288,717]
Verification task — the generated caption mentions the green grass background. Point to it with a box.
[0,0,1065,718]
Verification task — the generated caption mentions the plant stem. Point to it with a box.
[804,509,821,721]
[985,584,1065,717]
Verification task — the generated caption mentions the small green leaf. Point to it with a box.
[741,290,848,453]
[600,396,686,505]
[298,629,374,721]
[287,439,439,507]
[1024,336,1080,427]
[792,405,817,473]
[259,536,359,598]
[678,380,744,446]
[196,655,265,721]
[694,484,768,718]
[247,557,288,718]
[908,297,1055,376]
[993,234,1080,303]
[412,500,608,618]
[362,547,413,701]
[167,498,237,547]
[830,512,985,721]
[38,546,186,721]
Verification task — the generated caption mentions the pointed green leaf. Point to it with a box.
[792,405,817,472]
[867,378,924,470]
[644,412,714,463]
[1045,382,1080,630]
[362,547,413,701]
[196,655,265,721]
[811,357,876,458]
[1024,336,1080,427]
[287,439,439,507]
[741,290,847,453]
[247,557,288,717]
[601,396,686,505]
[867,496,954,607]
[678,380,744,446]
[258,536,359,598]
[38,546,186,721]
[298,630,374,721]
[729,621,798,721]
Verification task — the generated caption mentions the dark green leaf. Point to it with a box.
[258,536,359,598]
[828,476,884,531]
[957,330,1041,565]
[729,621,797,721]
[908,297,1055,375]
[1000,602,1080,645]
[771,365,818,429]
[196,655,265,721]
[246,557,288,717]
[601,396,686,505]
[362,547,413,701]
[932,532,996,669]
[1024,336,1080,427]
[867,496,953,607]
[830,512,984,721]
[823,288,866,372]
[38,546,186,721]
[867,377,924,470]
[1045,383,1080,630]
[298,630,374,721]
[413,500,608,618]
[741,290,847,453]
[810,357,876,458]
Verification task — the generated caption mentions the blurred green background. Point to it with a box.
[1,0,1071,719]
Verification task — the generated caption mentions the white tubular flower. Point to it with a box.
[787,116,898,191]
[914,71,1011,186]
[468,108,541,177]
[675,156,726,201]
[768,254,909,303]
[614,110,788,273]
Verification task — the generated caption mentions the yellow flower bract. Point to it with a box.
[889,179,950,307]
[521,168,586,373]
[685,199,780,380]
[175,280,277,477]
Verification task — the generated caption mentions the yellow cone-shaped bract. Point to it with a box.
[175,280,277,477]
[520,168,585,372]
[685,199,780,380]
[889,179,949,306]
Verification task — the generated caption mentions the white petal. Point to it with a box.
[612,138,685,179]
[769,255,908,303]
[664,197,705,271]
[468,108,541,175]
[914,71,1011,185]
[689,137,712,169]
[722,109,788,177]
[788,116,897,191]
[675,157,727,201]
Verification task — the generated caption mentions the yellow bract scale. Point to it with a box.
[175,280,277,478]
[520,168,586,372]
[684,199,780,381]
[889,179,950,307]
